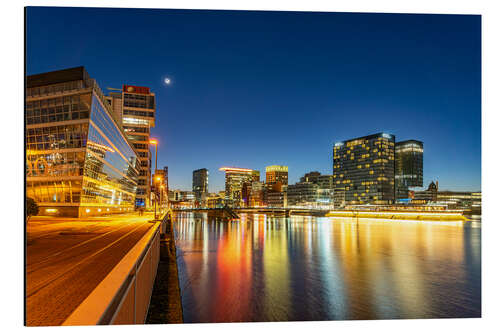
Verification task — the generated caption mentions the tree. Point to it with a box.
[26,197,39,223]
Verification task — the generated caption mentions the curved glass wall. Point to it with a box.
[26,91,91,208]
[25,82,140,215]
[80,95,139,207]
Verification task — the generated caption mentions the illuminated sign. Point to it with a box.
[265,165,288,172]
[382,133,393,139]
[122,85,150,94]
[335,142,344,147]
[219,167,253,173]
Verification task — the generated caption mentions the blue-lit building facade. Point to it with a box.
[26,67,140,217]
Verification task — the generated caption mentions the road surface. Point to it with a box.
[26,213,156,326]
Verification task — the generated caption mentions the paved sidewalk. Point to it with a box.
[26,213,156,326]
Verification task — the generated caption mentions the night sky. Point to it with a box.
[26,7,481,192]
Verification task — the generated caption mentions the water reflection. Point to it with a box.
[175,213,481,323]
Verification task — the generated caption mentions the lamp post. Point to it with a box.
[149,138,159,220]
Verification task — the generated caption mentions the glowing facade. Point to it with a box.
[265,165,288,185]
[219,167,253,207]
[26,67,140,217]
[106,84,156,207]
[333,133,395,206]
[395,140,424,199]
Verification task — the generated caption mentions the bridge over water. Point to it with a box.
[172,207,330,219]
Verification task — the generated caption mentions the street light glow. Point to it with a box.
[149,138,158,145]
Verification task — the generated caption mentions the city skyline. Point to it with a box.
[26,7,481,192]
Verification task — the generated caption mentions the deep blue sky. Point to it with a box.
[26,7,481,192]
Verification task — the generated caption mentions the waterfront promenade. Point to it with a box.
[26,213,156,326]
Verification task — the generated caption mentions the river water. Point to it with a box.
[174,212,481,323]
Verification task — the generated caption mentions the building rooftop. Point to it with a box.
[27,66,89,88]
[334,132,395,146]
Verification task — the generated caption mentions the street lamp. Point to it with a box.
[149,138,159,220]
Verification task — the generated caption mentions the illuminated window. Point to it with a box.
[123,117,149,125]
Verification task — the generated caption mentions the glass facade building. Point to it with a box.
[192,168,209,206]
[287,182,319,207]
[26,67,140,217]
[333,133,395,206]
[395,140,424,199]
[219,167,253,207]
[286,173,334,208]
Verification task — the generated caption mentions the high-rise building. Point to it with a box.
[192,168,209,207]
[163,166,169,197]
[106,84,156,208]
[153,167,169,209]
[251,170,261,182]
[249,181,265,207]
[26,66,140,217]
[395,140,424,199]
[333,133,395,206]
[265,165,288,185]
[219,167,253,207]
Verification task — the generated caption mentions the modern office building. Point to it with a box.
[153,167,169,209]
[286,173,334,208]
[192,168,209,207]
[206,193,225,208]
[26,66,140,217]
[265,165,288,185]
[264,165,288,207]
[163,166,169,199]
[300,171,321,183]
[249,181,265,207]
[287,182,319,207]
[241,181,252,207]
[333,133,395,206]
[266,189,287,207]
[168,190,195,209]
[219,167,253,207]
[105,84,156,207]
[251,170,261,182]
[395,140,424,199]
[316,174,335,206]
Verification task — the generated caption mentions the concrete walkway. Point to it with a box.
[26,213,156,326]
